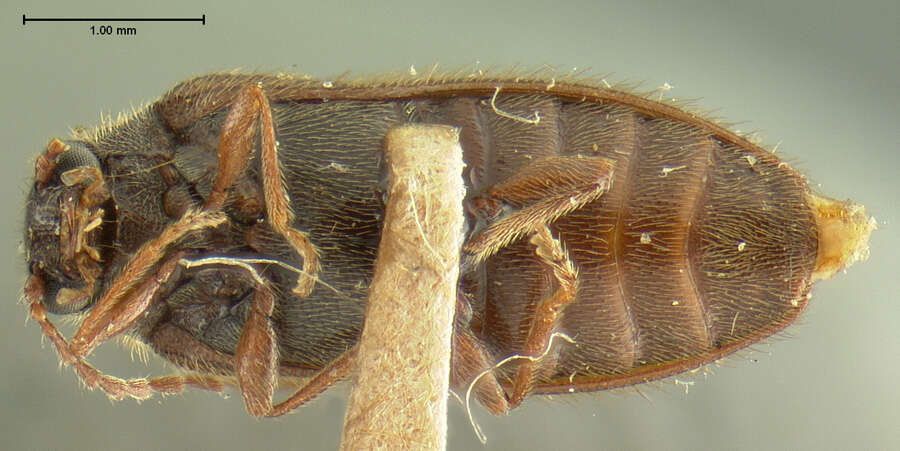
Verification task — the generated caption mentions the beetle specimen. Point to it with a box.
[23,71,874,418]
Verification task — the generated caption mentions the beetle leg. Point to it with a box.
[461,156,610,411]
[234,283,278,417]
[25,252,227,401]
[69,210,226,357]
[148,374,228,394]
[206,85,320,298]
[267,346,357,417]
[464,156,614,266]
[453,227,578,413]
[177,255,354,417]
[165,255,281,416]
[507,226,579,408]
[204,86,261,211]
[452,324,511,415]
[238,282,357,417]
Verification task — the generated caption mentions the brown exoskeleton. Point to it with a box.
[23,72,874,418]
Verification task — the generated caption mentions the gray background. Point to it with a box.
[2,1,897,450]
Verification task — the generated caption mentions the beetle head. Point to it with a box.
[25,139,116,314]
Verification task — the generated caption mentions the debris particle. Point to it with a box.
[730,312,739,335]
[490,87,541,124]
[674,378,694,394]
[660,165,687,177]
[323,162,349,173]
[656,82,673,101]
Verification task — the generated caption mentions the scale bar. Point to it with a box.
[23,14,206,25]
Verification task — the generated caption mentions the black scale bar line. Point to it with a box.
[23,14,206,25]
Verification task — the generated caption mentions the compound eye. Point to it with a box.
[41,278,93,314]
[53,141,100,179]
